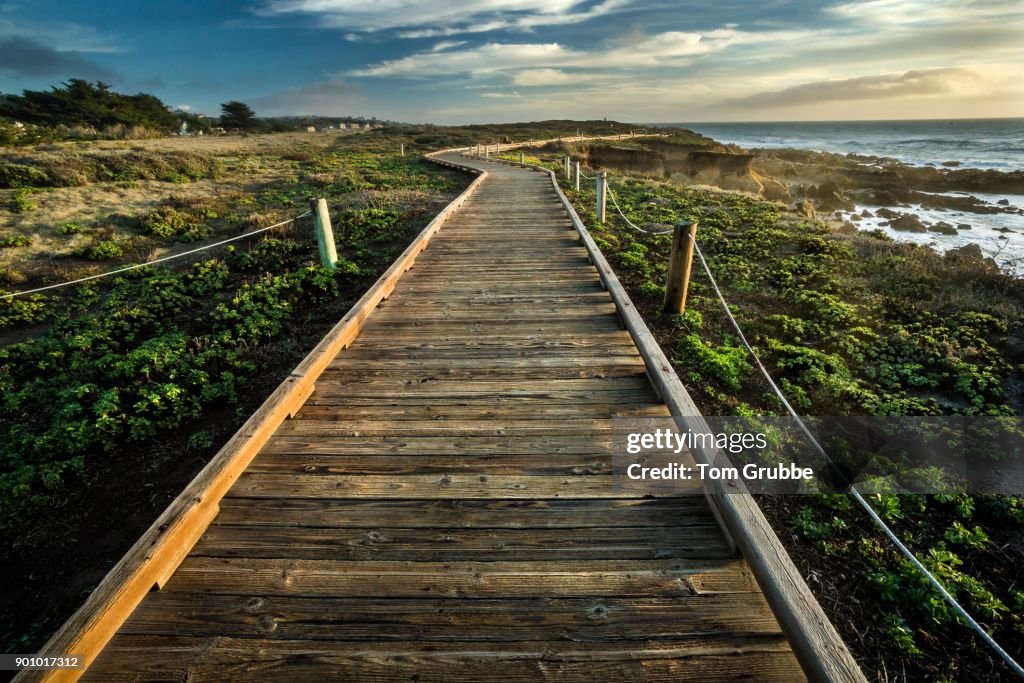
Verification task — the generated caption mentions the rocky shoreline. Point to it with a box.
[571,134,1024,269]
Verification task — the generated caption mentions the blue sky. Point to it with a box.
[1,0,1021,123]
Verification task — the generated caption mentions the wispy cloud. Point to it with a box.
[257,0,631,38]
[431,40,466,52]
[720,67,987,108]
[349,27,798,78]
[825,0,1023,26]
[511,68,573,86]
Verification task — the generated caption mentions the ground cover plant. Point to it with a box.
[537,146,1024,681]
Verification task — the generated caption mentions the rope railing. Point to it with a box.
[688,234,1024,678]
[1,211,311,301]
[605,184,673,235]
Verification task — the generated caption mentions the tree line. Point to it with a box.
[0,80,358,136]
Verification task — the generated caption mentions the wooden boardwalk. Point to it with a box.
[30,150,863,681]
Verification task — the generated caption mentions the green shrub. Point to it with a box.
[10,189,37,213]
[0,234,33,249]
[75,239,123,260]
[0,163,50,189]
[676,333,752,390]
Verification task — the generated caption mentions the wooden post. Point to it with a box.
[663,220,698,314]
[564,156,570,180]
[485,146,489,159]
[520,152,525,164]
[400,143,404,157]
[596,172,607,224]
[310,198,338,270]
[574,161,580,191]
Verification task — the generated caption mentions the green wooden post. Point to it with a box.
[310,198,338,270]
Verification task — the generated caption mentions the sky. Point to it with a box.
[0,0,1022,124]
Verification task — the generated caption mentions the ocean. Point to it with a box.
[673,118,1024,267]
[678,118,1023,172]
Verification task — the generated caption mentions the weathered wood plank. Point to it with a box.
[116,594,778,639]
[86,636,802,683]
[215,497,714,529]
[229,472,700,499]
[322,359,648,374]
[259,434,637,455]
[307,376,652,395]
[292,403,668,420]
[163,558,759,597]
[298,390,659,406]
[277,417,621,435]
[192,525,732,561]
[243,452,620,475]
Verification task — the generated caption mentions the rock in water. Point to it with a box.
[928,221,957,235]
[957,223,972,230]
[887,213,927,232]
[998,198,1010,206]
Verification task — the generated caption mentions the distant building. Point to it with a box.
[306,126,316,133]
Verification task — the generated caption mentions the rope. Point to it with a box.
[688,234,1024,678]
[605,184,673,235]
[1,211,312,301]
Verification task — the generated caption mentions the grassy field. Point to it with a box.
[511,142,1024,681]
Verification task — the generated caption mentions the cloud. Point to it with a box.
[0,36,117,80]
[511,68,572,86]
[348,28,791,78]
[257,0,630,37]
[480,91,521,98]
[825,0,1023,26]
[175,104,192,111]
[432,40,466,52]
[719,67,1006,108]
[251,77,368,116]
